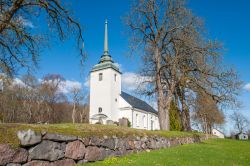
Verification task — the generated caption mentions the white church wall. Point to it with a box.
[119,96,159,130]
[119,97,133,123]
[110,70,121,122]
[146,111,159,130]
[131,109,158,130]
[89,68,121,124]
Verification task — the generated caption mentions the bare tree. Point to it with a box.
[39,74,67,123]
[230,111,249,133]
[70,87,83,124]
[0,0,84,76]
[193,91,225,134]
[126,0,241,131]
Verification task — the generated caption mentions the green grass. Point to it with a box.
[87,139,250,166]
[0,123,202,147]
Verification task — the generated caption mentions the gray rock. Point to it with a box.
[0,144,28,165]
[0,144,16,165]
[12,148,28,164]
[101,138,117,150]
[134,141,141,150]
[65,140,86,160]
[100,148,115,159]
[79,137,90,146]
[7,164,21,166]
[43,133,77,142]
[23,161,50,166]
[127,140,135,150]
[89,137,102,146]
[17,130,42,147]
[29,141,65,161]
[85,146,102,162]
[50,159,75,166]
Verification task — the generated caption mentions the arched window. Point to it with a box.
[98,107,102,113]
[143,115,146,128]
[114,74,117,81]
[136,114,139,127]
[99,73,103,81]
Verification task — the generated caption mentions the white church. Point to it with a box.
[89,20,160,130]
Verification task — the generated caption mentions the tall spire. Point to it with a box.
[104,19,109,55]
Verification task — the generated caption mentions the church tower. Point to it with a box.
[89,20,121,124]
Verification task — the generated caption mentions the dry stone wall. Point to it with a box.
[0,130,206,166]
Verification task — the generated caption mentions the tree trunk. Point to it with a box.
[72,103,76,124]
[178,88,191,131]
[155,47,170,130]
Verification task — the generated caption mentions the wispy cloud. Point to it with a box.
[83,77,90,88]
[13,78,26,87]
[13,77,82,94]
[243,83,250,91]
[59,80,82,94]
[18,16,34,28]
[122,72,142,91]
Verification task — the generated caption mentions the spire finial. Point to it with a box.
[104,19,109,55]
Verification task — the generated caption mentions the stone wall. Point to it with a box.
[0,130,206,166]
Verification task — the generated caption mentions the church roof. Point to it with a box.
[121,91,158,115]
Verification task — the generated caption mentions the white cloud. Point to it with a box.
[243,83,250,91]
[122,72,150,92]
[83,77,90,88]
[18,16,34,28]
[13,78,26,87]
[59,80,82,94]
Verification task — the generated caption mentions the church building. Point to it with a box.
[89,20,160,130]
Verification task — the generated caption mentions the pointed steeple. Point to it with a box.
[99,19,112,64]
[91,19,120,73]
[104,19,109,55]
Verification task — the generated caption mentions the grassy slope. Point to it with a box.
[88,139,250,166]
[0,123,202,147]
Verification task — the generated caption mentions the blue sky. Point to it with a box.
[23,0,250,132]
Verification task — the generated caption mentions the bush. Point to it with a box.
[169,101,182,131]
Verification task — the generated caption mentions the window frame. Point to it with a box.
[98,107,102,113]
[99,73,103,81]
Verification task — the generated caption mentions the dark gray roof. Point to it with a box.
[121,91,158,114]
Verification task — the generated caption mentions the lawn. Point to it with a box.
[0,123,202,147]
[87,139,250,166]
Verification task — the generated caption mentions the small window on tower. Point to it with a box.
[98,107,102,113]
[114,74,117,81]
[99,73,103,81]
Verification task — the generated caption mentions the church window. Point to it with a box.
[143,115,146,128]
[114,74,117,81]
[115,98,117,102]
[98,107,102,113]
[99,73,103,81]
[136,114,139,127]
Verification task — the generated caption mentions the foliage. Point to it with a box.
[127,119,131,128]
[0,123,203,147]
[87,139,250,166]
[169,101,182,131]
